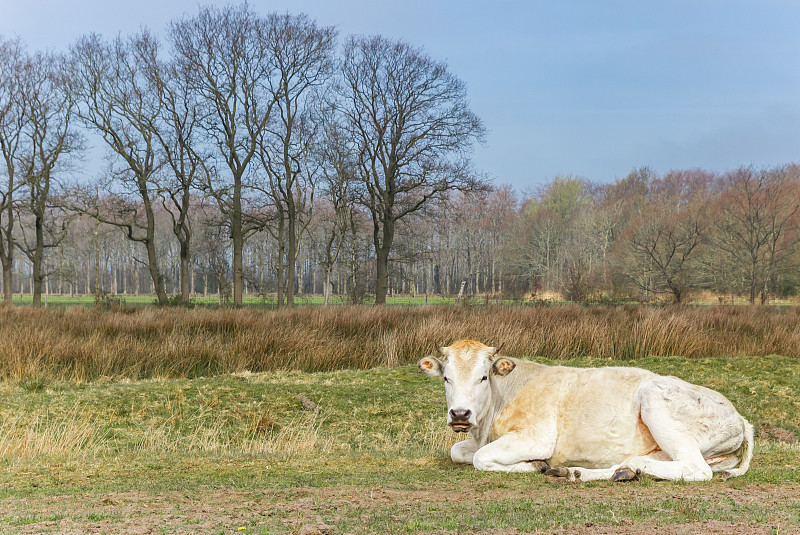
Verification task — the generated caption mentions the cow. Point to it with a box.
[418,339,753,482]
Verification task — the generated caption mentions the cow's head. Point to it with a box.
[418,339,515,433]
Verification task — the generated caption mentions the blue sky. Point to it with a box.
[2,0,798,190]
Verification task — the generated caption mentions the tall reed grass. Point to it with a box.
[0,304,797,382]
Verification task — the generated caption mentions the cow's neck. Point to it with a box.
[473,358,545,447]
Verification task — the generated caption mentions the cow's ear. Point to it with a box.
[418,356,444,378]
[492,357,516,377]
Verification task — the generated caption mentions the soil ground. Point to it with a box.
[3,482,799,534]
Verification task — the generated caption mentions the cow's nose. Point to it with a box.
[449,408,471,421]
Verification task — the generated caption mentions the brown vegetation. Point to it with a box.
[0,304,797,382]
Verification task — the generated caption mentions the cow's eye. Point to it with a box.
[480,376,488,382]
[443,376,450,384]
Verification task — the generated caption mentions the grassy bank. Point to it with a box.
[0,304,798,382]
[0,356,798,533]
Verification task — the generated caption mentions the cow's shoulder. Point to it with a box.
[489,361,565,439]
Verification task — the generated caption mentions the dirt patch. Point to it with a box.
[554,520,787,534]
[3,483,799,534]
[761,427,798,443]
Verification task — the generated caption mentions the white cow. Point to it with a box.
[418,339,753,482]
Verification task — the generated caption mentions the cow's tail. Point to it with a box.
[722,416,754,479]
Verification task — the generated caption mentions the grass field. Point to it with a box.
[1,352,799,534]
[8,294,467,308]
[10,292,800,308]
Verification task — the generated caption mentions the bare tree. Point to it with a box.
[143,53,207,302]
[169,4,280,306]
[196,210,233,303]
[255,13,336,307]
[313,108,354,305]
[15,51,83,306]
[758,168,800,303]
[338,35,487,304]
[626,205,704,303]
[715,167,800,304]
[561,207,604,302]
[472,185,516,296]
[500,204,558,300]
[0,37,26,303]
[70,31,169,304]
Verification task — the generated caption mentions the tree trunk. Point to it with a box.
[287,208,296,307]
[231,178,244,306]
[1,209,13,304]
[142,194,168,306]
[180,240,190,302]
[323,266,332,306]
[672,286,682,304]
[32,264,42,306]
[31,212,45,307]
[276,240,285,308]
[374,214,395,305]
[2,265,11,304]
[232,225,244,306]
[456,279,467,301]
[112,255,118,295]
[375,247,390,305]
[296,254,304,296]
[94,219,100,305]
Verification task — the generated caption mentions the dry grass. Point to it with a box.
[0,304,797,382]
[130,411,335,457]
[0,409,101,458]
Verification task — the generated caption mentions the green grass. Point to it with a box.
[0,355,799,533]
[12,292,798,308]
[9,293,468,308]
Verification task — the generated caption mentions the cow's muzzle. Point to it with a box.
[450,422,472,432]
[449,408,472,432]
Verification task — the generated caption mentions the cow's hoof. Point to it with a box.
[528,460,550,473]
[612,467,639,482]
[544,467,570,478]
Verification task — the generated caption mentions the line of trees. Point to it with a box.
[503,165,800,305]
[3,161,799,306]
[2,6,799,307]
[1,5,485,307]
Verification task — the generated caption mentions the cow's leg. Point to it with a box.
[615,380,717,482]
[547,451,672,482]
[547,466,618,482]
[451,438,479,464]
[472,433,554,472]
